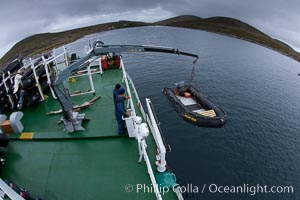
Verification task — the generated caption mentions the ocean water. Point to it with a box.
[67,26,300,200]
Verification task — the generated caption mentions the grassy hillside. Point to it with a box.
[0,21,147,67]
[1,15,299,68]
[156,15,299,60]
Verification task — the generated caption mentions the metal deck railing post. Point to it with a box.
[42,56,57,99]
[31,61,45,101]
[2,72,14,108]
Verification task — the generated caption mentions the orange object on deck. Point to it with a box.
[101,56,108,70]
[0,120,14,133]
[107,57,114,69]
[114,56,121,68]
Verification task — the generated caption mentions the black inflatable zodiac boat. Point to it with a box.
[162,85,226,128]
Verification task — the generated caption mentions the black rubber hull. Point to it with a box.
[163,85,226,128]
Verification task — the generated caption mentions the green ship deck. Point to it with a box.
[0,69,177,199]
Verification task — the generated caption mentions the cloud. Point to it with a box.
[157,0,300,50]
[250,11,300,50]
[48,6,173,31]
[0,1,173,58]
[1,0,300,59]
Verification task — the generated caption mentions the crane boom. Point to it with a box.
[52,41,199,132]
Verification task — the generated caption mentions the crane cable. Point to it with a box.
[190,63,196,81]
[187,62,196,85]
[187,56,198,84]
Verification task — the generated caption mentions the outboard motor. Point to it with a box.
[175,80,185,89]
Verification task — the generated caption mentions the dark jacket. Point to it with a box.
[115,95,126,116]
[113,88,119,104]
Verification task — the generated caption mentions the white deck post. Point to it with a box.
[63,46,69,67]
[31,62,45,101]
[87,65,95,94]
[98,57,103,75]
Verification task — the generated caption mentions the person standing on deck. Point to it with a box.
[113,83,121,104]
[115,88,130,135]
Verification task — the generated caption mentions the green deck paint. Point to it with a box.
[1,69,177,199]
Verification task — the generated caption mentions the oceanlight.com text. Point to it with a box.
[207,184,294,195]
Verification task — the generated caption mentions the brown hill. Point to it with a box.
[155,15,299,60]
[0,21,147,67]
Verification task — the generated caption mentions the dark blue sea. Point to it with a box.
[67,26,300,200]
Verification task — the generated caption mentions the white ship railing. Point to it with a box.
[0,179,25,200]
[121,58,184,199]
[139,139,163,200]
[30,59,47,101]
[49,46,102,98]
[41,51,65,99]
[120,58,136,118]
[121,59,167,173]
[126,74,146,120]
[120,58,164,200]
[18,47,69,100]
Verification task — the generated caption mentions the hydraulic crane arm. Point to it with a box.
[52,41,199,132]
[92,42,199,63]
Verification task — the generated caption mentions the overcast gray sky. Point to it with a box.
[1,0,300,59]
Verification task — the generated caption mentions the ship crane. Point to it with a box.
[52,41,199,133]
